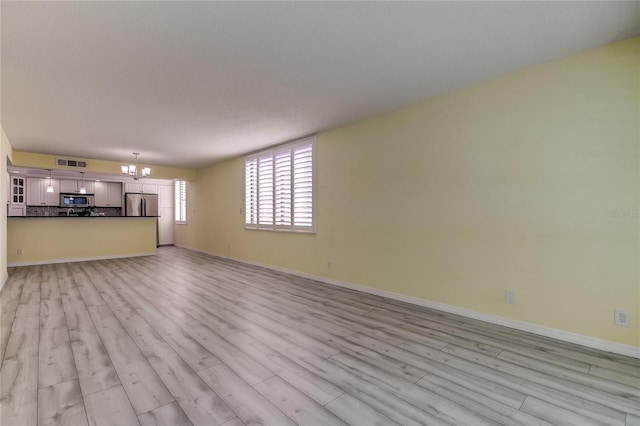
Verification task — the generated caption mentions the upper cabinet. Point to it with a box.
[124,182,157,194]
[59,179,95,194]
[26,178,59,206]
[9,175,26,204]
[95,182,122,207]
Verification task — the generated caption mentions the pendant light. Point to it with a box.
[121,152,151,180]
[79,172,87,194]
[46,169,54,193]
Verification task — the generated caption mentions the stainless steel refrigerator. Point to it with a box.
[125,193,159,246]
[125,193,159,217]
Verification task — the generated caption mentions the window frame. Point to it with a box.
[175,180,187,224]
[244,136,316,233]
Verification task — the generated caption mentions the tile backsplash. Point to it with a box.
[27,206,122,217]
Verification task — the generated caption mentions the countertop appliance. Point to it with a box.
[60,193,94,208]
[124,193,158,217]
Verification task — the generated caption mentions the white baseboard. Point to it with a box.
[176,244,640,359]
[7,251,157,267]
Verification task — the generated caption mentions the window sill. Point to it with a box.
[244,226,315,235]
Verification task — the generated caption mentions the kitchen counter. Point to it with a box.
[10,215,159,218]
[7,216,157,266]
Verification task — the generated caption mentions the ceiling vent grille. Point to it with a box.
[56,158,88,168]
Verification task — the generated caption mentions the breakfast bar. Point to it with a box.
[7,216,157,266]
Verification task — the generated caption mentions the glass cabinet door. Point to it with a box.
[11,177,25,204]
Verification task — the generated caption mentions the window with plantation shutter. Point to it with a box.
[175,180,187,224]
[244,137,315,232]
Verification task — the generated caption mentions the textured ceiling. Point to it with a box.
[2,1,639,168]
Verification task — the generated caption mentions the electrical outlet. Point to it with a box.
[17,248,23,255]
[614,309,630,327]
[505,290,516,305]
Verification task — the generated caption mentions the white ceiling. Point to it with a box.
[2,2,639,169]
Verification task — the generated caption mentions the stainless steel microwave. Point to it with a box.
[60,193,94,207]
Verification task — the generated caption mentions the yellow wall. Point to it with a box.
[1,124,15,289]
[11,151,197,181]
[7,217,157,265]
[176,37,640,347]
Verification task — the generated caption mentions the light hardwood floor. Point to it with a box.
[1,247,639,426]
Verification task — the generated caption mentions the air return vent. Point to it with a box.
[57,158,88,168]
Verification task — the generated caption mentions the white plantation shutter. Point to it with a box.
[244,137,315,232]
[258,155,274,225]
[175,180,187,223]
[274,150,292,226]
[244,159,258,225]
[293,144,313,228]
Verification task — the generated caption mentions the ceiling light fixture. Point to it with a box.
[121,152,151,180]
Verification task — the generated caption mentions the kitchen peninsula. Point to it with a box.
[6,166,178,266]
[7,216,157,266]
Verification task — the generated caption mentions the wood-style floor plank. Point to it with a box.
[1,247,639,426]
[84,385,140,426]
[627,414,640,426]
[198,364,296,426]
[225,331,344,405]
[138,401,192,426]
[56,263,122,397]
[284,346,449,426]
[141,341,235,425]
[0,356,38,426]
[37,379,88,426]
[149,319,221,372]
[68,326,121,397]
[1,268,28,364]
[417,374,552,426]
[328,350,499,426]
[183,322,275,386]
[38,326,77,388]
[99,335,175,415]
[253,375,347,426]
[519,396,603,426]
[324,393,400,426]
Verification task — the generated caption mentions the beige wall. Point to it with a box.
[7,217,157,265]
[176,37,640,348]
[1,125,14,290]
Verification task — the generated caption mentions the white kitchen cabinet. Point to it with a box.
[107,182,122,207]
[26,178,59,206]
[95,182,122,207]
[9,175,26,205]
[124,183,157,194]
[142,184,157,194]
[158,184,173,208]
[60,179,95,194]
[158,206,174,245]
[124,182,141,193]
[8,204,26,216]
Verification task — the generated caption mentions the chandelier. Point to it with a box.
[121,152,151,180]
